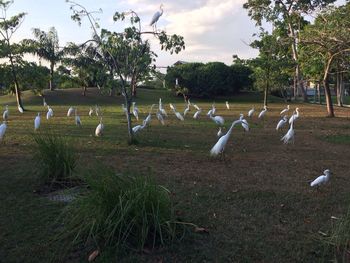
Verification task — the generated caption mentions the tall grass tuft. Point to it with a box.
[33,133,77,185]
[59,167,184,253]
[322,209,350,262]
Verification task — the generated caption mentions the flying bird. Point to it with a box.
[310,169,331,187]
[34,113,41,131]
[210,119,242,157]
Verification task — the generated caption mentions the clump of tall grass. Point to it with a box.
[59,167,185,253]
[322,209,350,262]
[33,133,77,185]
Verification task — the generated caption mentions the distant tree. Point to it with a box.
[243,0,336,102]
[18,62,50,95]
[67,1,185,143]
[300,3,350,117]
[0,0,26,110]
[22,27,64,90]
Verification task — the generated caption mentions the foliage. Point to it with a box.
[165,62,252,98]
[59,167,184,253]
[33,133,77,185]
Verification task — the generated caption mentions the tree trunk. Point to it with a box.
[317,82,321,104]
[49,62,54,91]
[123,91,134,144]
[82,86,87,96]
[323,75,334,117]
[109,87,115,97]
[9,55,24,110]
[336,71,343,107]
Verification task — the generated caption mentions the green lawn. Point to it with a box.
[1,88,350,262]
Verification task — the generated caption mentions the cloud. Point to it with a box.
[126,0,258,66]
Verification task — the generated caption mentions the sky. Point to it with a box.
[6,0,345,69]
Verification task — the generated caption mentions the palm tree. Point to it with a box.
[31,27,63,91]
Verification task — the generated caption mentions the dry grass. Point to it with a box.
[1,88,350,262]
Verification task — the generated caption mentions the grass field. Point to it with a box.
[1,87,350,262]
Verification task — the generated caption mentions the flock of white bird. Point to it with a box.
[0,97,329,188]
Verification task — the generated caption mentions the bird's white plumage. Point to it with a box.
[248,107,255,117]
[310,169,331,187]
[169,103,176,111]
[239,114,249,132]
[0,121,7,141]
[258,106,267,119]
[75,111,82,126]
[156,111,165,125]
[280,105,290,115]
[95,118,104,137]
[18,105,23,113]
[193,109,201,119]
[217,127,223,137]
[193,104,200,111]
[89,107,93,117]
[281,120,294,144]
[276,115,288,131]
[210,114,224,126]
[132,102,139,120]
[3,105,9,121]
[46,106,53,120]
[174,111,184,121]
[183,105,190,116]
[289,108,300,124]
[34,113,40,131]
[67,107,75,117]
[210,120,242,156]
[43,98,47,107]
[226,101,230,110]
[149,4,164,26]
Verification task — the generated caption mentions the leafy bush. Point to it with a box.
[165,62,252,98]
[60,168,184,252]
[33,133,77,185]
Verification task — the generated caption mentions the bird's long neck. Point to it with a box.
[159,6,163,15]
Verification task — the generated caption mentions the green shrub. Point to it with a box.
[33,133,77,185]
[322,209,350,262]
[60,168,184,252]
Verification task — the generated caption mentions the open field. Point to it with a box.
[1,88,350,262]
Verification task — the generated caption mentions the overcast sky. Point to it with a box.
[7,0,345,68]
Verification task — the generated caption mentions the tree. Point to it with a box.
[243,0,336,102]
[0,0,26,110]
[249,30,293,105]
[23,27,64,91]
[300,3,350,117]
[67,1,185,143]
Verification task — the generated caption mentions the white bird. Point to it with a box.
[132,121,147,134]
[226,101,230,110]
[193,109,202,119]
[209,113,224,126]
[149,4,164,29]
[18,105,24,113]
[75,110,82,126]
[95,105,101,117]
[34,113,41,131]
[217,127,223,137]
[95,118,104,137]
[159,98,167,117]
[281,119,295,144]
[0,121,7,142]
[276,115,288,131]
[46,106,53,120]
[210,119,242,157]
[289,108,300,124]
[144,104,156,127]
[280,105,290,115]
[169,103,176,111]
[43,98,47,107]
[67,106,75,117]
[248,107,255,118]
[258,105,267,119]
[310,169,331,187]
[207,104,216,116]
[183,104,190,116]
[193,104,200,111]
[174,111,184,121]
[156,111,165,125]
[239,114,249,132]
[89,107,94,117]
[132,102,139,121]
[3,105,9,121]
